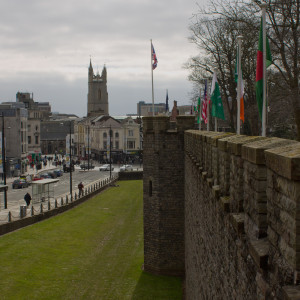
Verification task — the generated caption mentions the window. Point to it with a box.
[115,141,119,149]
[128,130,133,136]
[115,132,119,138]
[28,136,31,144]
[27,124,31,132]
[35,125,38,131]
[35,136,39,144]
[103,141,107,149]
[98,89,102,100]
[103,132,107,138]
[127,141,135,149]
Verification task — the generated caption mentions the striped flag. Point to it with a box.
[151,43,158,70]
[235,48,245,123]
[202,81,208,124]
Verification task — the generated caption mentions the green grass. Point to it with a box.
[0,180,182,299]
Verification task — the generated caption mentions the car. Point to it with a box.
[47,171,57,178]
[80,163,95,170]
[99,164,114,171]
[120,164,133,172]
[53,169,63,177]
[12,179,29,189]
[40,173,52,179]
[63,165,75,173]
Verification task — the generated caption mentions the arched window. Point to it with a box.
[98,89,102,100]
[103,132,107,138]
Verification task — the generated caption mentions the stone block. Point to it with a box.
[230,213,245,235]
[282,285,300,300]
[220,196,230,212]
[227,136,265,156]
[265,143,300,180]
[212,185,220,198]
[242,138,297,165]
[249,238,269,270]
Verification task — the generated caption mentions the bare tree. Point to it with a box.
[187,0,299,138]
[255,0,300,139]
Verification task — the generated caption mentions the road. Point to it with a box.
[1,166,118,210]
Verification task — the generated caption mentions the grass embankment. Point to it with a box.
[0,180,182,299]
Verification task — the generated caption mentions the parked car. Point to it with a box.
[32,176,42,181]
[99,164,114,171]
[47,170,57,178]
[120,164,133,172]
[80,163,95,170]
[53,169,63,177]
[63,165,75,173]
[12,179,29,189]
[40,173,52,179]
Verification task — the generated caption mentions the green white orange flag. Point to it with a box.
[235,48,244,123]
[211,71,225,120]
[256,18,272,120]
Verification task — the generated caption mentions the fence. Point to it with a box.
[0,174,119,236]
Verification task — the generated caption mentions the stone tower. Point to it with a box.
[87,59,109,117]
[143,115,195,276]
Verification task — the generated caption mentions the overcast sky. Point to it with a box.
[0,0,208,117]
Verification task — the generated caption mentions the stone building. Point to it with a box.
[87,60,108,117]
[0,103,28,175]
[137,101,166,116]
[74,115,141,163]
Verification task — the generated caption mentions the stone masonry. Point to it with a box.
[143,116,300,299]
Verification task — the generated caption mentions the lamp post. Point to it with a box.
[109,125,112,180]
[69,121,73,200]
[1,114,7,209]
[87,125,90,170]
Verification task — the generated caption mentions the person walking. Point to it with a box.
[78,182,84,197]
[24,192,32,207]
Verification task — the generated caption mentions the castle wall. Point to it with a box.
[184,131,300,299]
[143,115,300,298]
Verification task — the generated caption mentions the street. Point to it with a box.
[0,166,119,210]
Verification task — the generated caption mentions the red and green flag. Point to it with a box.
[256,18,272,120]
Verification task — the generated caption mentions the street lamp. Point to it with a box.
[1,114,7,209]
[69,121,73,200]
[109,125,112,179]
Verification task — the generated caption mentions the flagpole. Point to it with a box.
[215,118,217,132]
[237,36,243,135]
[261,3,267,136]
[199,89,202,130]
[151,39,155,116]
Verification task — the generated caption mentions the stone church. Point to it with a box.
[87,59,109,117]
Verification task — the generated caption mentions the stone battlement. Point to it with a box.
[143,116,300,299]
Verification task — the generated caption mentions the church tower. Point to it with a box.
[87,59,109,117]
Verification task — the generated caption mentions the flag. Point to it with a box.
[151,43,158,70]
[201,81,208,124]
[235,48,245,123]
[256,18,272,120]
[196,97,201,122]
[165,90,169,112]
[211,71,225,120]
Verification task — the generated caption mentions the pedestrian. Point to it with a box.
[78,182,84,197]
[24,192,31,207]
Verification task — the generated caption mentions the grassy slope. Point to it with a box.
[0,180,182,299]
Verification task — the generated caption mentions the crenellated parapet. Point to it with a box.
[184,131,300,299]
